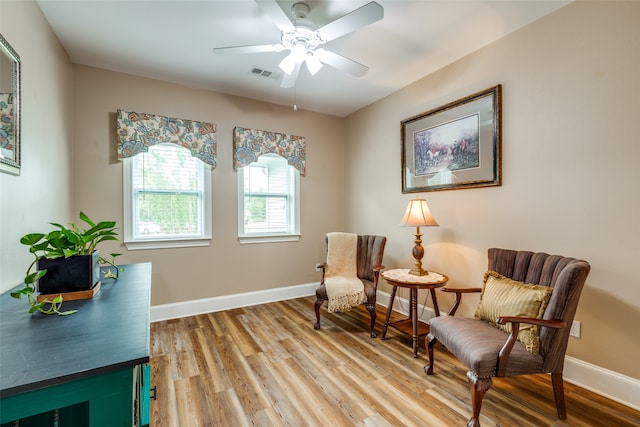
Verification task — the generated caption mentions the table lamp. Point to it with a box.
[400,197,439,276]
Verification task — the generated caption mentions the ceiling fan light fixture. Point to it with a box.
[290,44,307,62]
[279,54,297,75]
[305,52,323,75]
[279,44,307,75]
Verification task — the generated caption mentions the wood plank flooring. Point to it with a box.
[149,296,640,426]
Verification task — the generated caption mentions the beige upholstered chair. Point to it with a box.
[425,248,591,427]
[313,234,386,338]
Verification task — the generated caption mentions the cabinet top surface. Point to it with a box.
[0,262,152,397]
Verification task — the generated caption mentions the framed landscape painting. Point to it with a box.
[401,85,502,192]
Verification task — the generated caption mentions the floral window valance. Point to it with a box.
[116,109,217,168]
[233,126,306,175]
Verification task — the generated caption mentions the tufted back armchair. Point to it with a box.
[425,248,591,427]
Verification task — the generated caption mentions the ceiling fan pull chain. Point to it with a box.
[293,83,298,111]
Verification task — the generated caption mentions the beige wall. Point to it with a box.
[344,1,640,379]
[0,0,74,293]
[71,66,345,305]
[2,0,638,382]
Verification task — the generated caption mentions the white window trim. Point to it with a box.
[237,159,300,245]
[123,154,212,250]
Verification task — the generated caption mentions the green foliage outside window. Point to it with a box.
[134,144,203,236]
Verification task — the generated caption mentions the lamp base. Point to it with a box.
[408,266,429,276]
[409,229,429,276]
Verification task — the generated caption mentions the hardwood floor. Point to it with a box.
[149,296,640,426]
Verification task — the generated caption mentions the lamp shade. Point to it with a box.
[400,198,439,227]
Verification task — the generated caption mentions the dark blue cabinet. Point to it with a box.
[0,263,152,426]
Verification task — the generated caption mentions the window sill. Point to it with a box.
[124,237,211,250]
[238,234,301,245]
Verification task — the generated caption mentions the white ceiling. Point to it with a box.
[36,0,571,117]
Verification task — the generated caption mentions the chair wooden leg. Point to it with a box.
[313,299,324,330]
[551,372,567,419]
[467,371,493,427]
[366,302,377,338]
[424,333,438,375]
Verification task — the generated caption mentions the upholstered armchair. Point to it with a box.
[314,234,386,338]
[425,248,591,427]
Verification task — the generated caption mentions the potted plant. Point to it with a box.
[10,211,122,315]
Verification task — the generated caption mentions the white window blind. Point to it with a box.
[124,143,211,249]
[238,153,300,243]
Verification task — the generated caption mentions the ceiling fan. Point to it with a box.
[214,0,384,88]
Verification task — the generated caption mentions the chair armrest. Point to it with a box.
[439,287,482,316]
[497,316,566,329]
[371,265,384,287]
[494,317,566,376]
[316,263,327,281]
[441,287,482,293]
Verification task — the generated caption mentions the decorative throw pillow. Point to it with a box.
[475,271,553,354]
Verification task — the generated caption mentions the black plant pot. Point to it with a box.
[37,251,100,294]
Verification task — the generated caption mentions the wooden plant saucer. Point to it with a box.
[36,281,101,303]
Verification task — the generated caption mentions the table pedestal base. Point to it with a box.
[380,270,448,358]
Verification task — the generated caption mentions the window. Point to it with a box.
[123,143,211,249]
[237,153,300,243]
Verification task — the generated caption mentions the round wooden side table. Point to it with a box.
[381,268,449,358]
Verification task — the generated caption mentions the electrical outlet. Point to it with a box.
[570,320,581,338]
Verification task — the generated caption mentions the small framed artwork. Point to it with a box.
[401,85,502,193]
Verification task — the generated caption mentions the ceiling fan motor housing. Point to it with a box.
[283,2,323,52]
[282,27,323,52]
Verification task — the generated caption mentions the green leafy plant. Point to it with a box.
[11,211,122,315]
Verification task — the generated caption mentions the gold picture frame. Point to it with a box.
[402,85,502,192]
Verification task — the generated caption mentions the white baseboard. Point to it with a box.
[563,355,640,411]
[150,285,639,412]
[150,282,318,322]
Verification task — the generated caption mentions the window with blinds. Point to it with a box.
[238,153,300,243]
[123,143,212,249]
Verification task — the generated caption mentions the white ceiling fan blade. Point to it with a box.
[256,0,295,33]
[281,62,302,88]
[317,49,368,77]
[214,44,282,55]
[316,2,384,42]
